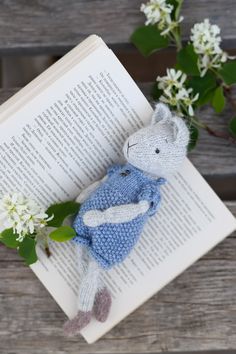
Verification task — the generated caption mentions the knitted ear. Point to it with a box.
[151,103,172,125]
[172,116,190,149]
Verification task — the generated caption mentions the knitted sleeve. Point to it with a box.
[137,178,166,216]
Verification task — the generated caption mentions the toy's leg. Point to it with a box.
[64,253,101,336]
[78,245,112,322]
[76,244,89,277]
[77,255,100,312]
[93,282,112,322]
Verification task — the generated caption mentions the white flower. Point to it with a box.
[140,0,183,35]
[176,88,199,116]
[157,68,199,116]
[190,19,234,76]
[141,0,172,25]
[157,68,187,90]
[0,193,53,242]
[161,15,184,35]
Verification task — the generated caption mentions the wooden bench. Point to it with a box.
[0,1,236,353]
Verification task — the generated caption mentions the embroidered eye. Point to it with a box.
[155,148,160,154]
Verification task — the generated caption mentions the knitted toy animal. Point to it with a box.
[64,103,189,336]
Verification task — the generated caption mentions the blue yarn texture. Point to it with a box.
[73,163,166,269]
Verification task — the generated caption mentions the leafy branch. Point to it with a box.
[0,194,80,265]
[131,0,236,148]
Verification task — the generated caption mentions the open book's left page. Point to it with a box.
[0,43,153,317]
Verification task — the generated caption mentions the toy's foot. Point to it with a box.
[63,310,92,336]
[93,287,112,322]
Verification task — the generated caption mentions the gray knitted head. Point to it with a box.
[123,103,189,178]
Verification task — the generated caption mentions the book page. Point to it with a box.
[0,43,235,344]
[0,35,105,122]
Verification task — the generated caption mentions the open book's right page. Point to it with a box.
[82,156,236,342]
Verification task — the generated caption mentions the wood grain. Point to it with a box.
[0,0,235,55]
[0,201,236,353]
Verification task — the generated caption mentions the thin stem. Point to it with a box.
[205,125,236,143]
[44,234,51,257]
[172,30,182,51]
[167,31,177,45]
[224,86,236,113]
[193,116,236,144]
[175,0,184,20]
[173,0,183,51]
[191,117,205,129]
[167,28,182,51]
[209,67,223,80]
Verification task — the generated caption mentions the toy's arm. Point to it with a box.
[76,175,107,203]
[83,200,149,227]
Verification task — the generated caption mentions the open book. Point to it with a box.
[0,35,235,343]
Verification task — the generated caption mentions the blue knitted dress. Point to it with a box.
[73,163,166,269]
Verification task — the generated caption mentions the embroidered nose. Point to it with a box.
[127,141,138,156]
[128,142,138,149]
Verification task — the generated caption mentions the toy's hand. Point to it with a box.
[83,200,150,227]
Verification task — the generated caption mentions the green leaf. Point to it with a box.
[131,25,169,57]
[197,88,216,106]
[188,125,199,151]
[187,72,217,106]
[211,86,225,113]
[18,236,37,265]
[218,60,236,85]
[151,83,162,100]
[49,226,76,242]
[177,44,200,76]
[46,201,80,227]
[228,117,236,137]
[0,228,20,248]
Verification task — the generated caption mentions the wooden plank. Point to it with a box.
[1,87,235,183]
[0,201,236,354]
[0,0,235,55]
